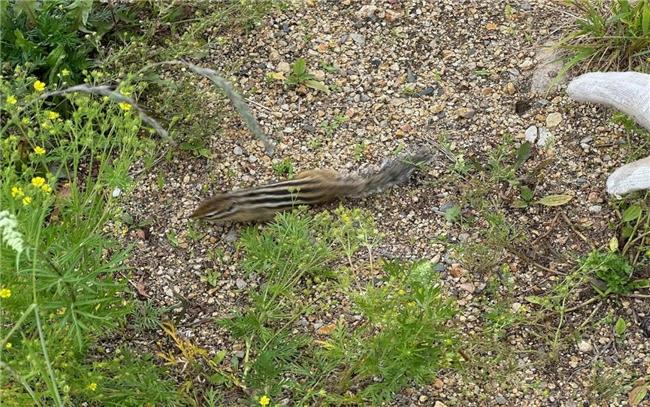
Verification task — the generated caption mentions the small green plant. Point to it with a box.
[132,300,168,334]
[612,113,650,137]
[558,0,650,74]
[581,250,648,296]
[320,61,339,73]
[272,158,294,177]
[487,135,519,184]
[353,141,368,161]
[614,316,627,337]
[337,260,458,403]
[320,114,348,137]
[586,361,631,404]
[0,0,138,83]
[0,72,180,405]
[617,197,650,259]
[285,58,330,93]
[444,204,462,223]
[454,211,526,275]
[179,134,213,158]
[216,208,456,405]
[453,153,471,175]
[402,84,418,96]
[80,348,183,406]
[166,230,179,247]
[218,210,341,399]
[513,185,535,208]
[200,270,222,288]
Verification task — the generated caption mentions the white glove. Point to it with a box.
[567,72,650,196]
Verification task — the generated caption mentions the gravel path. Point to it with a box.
[117,1,649,405]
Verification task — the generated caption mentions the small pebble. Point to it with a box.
[524,125,538,143]
[577,340,593,353]
[588,205,602,213]
[456,107,476,119]
[277,61,290,72]
[350,33,365,45]
[546,112,562,128]
[537,127,552,147]
[235,278,247,289]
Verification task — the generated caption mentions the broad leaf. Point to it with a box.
[514,141,532,169]
[537,194,573,207]
[622,204,643,222]
[614,317,626,336]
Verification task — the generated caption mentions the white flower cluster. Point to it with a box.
[0,210,24,254]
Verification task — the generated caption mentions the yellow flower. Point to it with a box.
[5,342,12,349]
[33,81,46,92]
[46,111,59,120]
[11,186,24,198]
[118,102,132,111]
[6,95,17,105]
[259,395,270,406]
[34,146,46,155]
[41,122,51,130]
[0,288,11,298]
[22,196,32,206]
[21,117,30,125]
[87,382,97,391]
[41,184,52,194]
[31,177,45,187]
[61,69,70,77]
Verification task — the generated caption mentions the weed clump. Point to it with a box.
[217,208,458,405]
[558,0,650,73]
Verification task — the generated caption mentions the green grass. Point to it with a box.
[214,208,458,405]
[0,71,179,405]
[320,114,349,137]
[0,0,140,83]
[272,158,295,177]
[558,0,650,74]
[284,57,330,93]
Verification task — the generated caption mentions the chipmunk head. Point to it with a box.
[190,194,235,221]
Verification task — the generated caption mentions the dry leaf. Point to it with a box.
[628,385,648,406]
[269,72,285,81]
[449,263,465,278]
[486,22,498,30]
[317,43,329,53]
[131,277,150,298]
[317,323,337,335]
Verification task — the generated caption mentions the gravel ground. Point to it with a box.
[115,1,649,405]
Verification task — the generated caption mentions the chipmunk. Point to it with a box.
[190,148,433,223]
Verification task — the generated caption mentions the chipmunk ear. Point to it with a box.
[190,194,233,219]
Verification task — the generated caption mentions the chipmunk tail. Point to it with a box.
[350,147,434,197]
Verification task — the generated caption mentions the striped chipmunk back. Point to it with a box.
[190,148,433,223]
